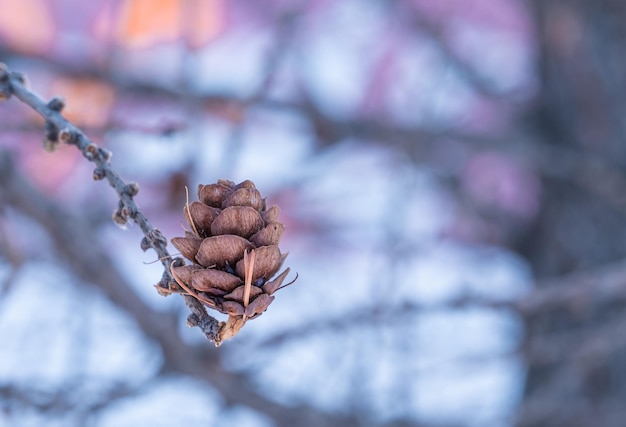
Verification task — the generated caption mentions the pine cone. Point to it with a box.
[170,179,293,344]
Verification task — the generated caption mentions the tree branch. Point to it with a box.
[0,62,222,343]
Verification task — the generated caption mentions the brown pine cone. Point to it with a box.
[169,179,293,344]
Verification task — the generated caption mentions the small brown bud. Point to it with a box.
[59,128,76,144]
[124,182,139,196]
[171,236,203,262]
[86,143,98,154]
[140,236,151,252]
[84,143,98,160]
[42,138,59,153]
[112,208,127,226]
[148,229,167,246]
[198,183,232,208]
[210,206,262,238]
[47,96,65,111]
[195,235,252,268]
[93,167,105,180]
[43,121,59,151]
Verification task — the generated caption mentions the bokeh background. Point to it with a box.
[1,1,625,426]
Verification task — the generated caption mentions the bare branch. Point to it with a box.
[0,63,222,343]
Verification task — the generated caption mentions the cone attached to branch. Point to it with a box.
[169,179,294,345]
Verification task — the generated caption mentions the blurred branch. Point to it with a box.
[255,259,626,351]
[0,62,222,343]
[395,1,506,99]
[0,218,24,302]
[0,50,477,146]
[0,381,145,418]
[218,8,302,172]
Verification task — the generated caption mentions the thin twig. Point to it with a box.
[0,63,221,343]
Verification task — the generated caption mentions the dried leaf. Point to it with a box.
[195,235,252,267]
[250,222,284,246]
[192,268,242,293]
[211,206,263,238]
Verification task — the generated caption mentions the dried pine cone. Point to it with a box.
[170,179,293,344]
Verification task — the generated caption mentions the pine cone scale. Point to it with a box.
[210,206,263,238]
[195,235,253,267]
[191,269,242,292]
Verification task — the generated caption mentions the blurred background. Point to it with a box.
[0,0,625,426]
